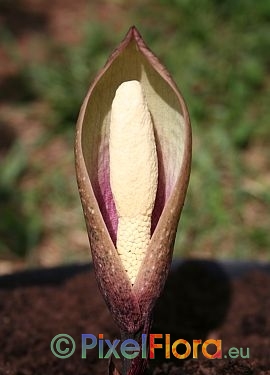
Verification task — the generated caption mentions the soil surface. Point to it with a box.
[1,260,270,374]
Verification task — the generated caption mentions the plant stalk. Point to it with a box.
[119,317,151,375]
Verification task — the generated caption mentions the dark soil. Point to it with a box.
[0,260,270,374]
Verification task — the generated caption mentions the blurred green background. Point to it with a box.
[0,0,269,274]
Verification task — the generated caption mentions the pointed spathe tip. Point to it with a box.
[125,25,142,41]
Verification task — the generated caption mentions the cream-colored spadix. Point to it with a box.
[109,80,158,284]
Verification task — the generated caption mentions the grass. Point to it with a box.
[0,0,269,266]
[0,142,42,258]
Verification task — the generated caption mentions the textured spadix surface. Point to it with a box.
[110,80,158,285]
[75,27,191,333]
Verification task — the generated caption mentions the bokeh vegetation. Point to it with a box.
[0,0,269,271]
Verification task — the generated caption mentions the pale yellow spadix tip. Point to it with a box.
[109,80,158,284]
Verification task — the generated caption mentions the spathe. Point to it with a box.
[75,25,192,374]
